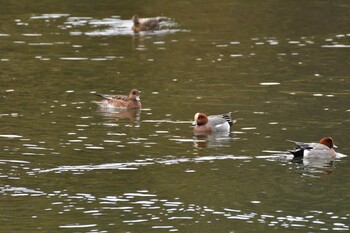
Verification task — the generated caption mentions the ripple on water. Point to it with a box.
[30,14,70,19]
[44,187,349,230]
[0,185,45,196]
[59,57,89,61]
[32,187,348,231]
[322,44,350,48]
[260,82,280,86]
[59,224,97,229]
[0,134,23,138]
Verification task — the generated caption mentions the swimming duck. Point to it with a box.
[131,15,168,32]
[192,112,235,134]
[93,89,141,109]
[287,137,337,158]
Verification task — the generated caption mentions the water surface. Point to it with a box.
[1,0,350,232]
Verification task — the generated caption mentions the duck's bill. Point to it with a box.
[333,144,338,149]
[192,121,197,126]
[136,96,141,101]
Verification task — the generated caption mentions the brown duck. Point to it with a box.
[94,89,141,109]
[132,15,168,33]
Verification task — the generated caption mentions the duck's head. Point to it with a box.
[129,89,141,101]
[319,137,337,149]
[132,15,140,25]
[192,113,208,126]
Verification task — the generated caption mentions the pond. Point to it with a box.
[0,0,349,232]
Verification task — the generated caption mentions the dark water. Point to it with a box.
[1,0,349,232]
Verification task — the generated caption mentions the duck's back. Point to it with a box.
[208,113,233,131]
[95,93,130,101]
[139,18,159,29]
[94,93,141,109]
[304,143,336,158]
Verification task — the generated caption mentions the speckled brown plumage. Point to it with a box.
[132,15,168,33]
[94,89,141,109]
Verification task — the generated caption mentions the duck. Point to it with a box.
[131,15,168,33]
[93,89,141,109]
[192,112,235,134]
[287,137,337,158]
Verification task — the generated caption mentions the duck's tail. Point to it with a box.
[157,17,169,22]
[289,149,304,158]
[223,112,236,126]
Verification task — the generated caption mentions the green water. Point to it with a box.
[0,0,349,232]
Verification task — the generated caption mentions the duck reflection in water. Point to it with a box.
[96,108,141,123]
[193,131,233,148]
[291,157,335,176]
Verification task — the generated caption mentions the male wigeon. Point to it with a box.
[131,15,168,33]
[287,137,337,158]
[192,112,235,134]
[93,89,141,109]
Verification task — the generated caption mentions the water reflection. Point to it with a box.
[282,152,347,177]
[193,132,234,148]
[291,157,335,176]
[96,108,141,123]
[1,184,348,232]
[301,157,335,169]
